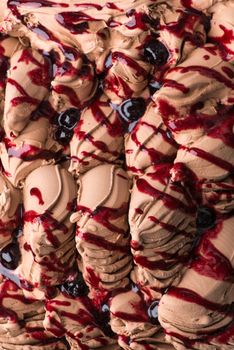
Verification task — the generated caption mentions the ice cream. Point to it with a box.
[70,163,131,299]
[0,117,61,187]
[44,290,118,350]
[0,274,66,349]
[0,0,233,349]
[0,172,20,249]
[69,94,124,175]
[18,163,77,289]
[125,102,178,177]
[4,47,51,137]
[158,215,234,350]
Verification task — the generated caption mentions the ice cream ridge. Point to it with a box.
[0,0,233,349]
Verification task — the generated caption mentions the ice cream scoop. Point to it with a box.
[125,102,178,177]
[71,163,131,298]
[69,94,124,175]
[44,290,118,350]
[0,275,66,349]
[4,47,51,137]
[0,173,20,249]
[0,117,61,187]
[158,216,234,350]
[18,164,77,288]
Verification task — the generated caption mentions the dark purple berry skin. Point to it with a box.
[60,275,89,297]
[54,127,73,145]
[118,98,146,123]
[196,206,216,231]
[147,301,159,324]
[93,303,115,337]
[149,80,162,95]
[58,108,80,129]
[0,242,21,270]
[143,40,169,66]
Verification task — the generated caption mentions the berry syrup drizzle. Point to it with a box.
[0,1,233,347]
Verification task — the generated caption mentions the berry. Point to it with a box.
[149,80,161,95]
[147,301,159,324]
[58,108,80,129]
[60,275,89,297]
[12,227,23,240]
[119,98,146,123]
[143,40,169,66]
[0,242,20,270]
[196,206,216,230]
[96,303,115,337]
[54,127,73,145]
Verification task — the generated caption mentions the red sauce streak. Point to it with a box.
[131,123,176,165]
[0,279,35,323]
[56,12,94,34]
[149,216,192,238]
[104,75,133,99]
[182,146,234,172]
[30,187,44,205]
[191,237,234,282]
[209,24,234,59]
[181,0,192,7]
[7,78,39,107]
[74,3,102,10]
[76,204,129,237]
[4,138,60,161]
[18,49,51,88]
[24,210,68,247]
[89,99,124,137]
[106,2,123,11]
[136,178,195,213]
[158,99,179,119]
[163,79,190,93]
[222,66,234,79]
[112,51,147,77]
[78,231,130,253]
[52,84,80,107]
[135,208,143,215]
[172,65,234,89]
[168,287,231,313]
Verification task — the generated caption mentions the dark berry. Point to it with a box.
[96,303,115,337]
[60,275,89,297]
[12,227,23,240]
[143,39,169,66]
[119,98,146,123]
[58,108,80,129]
[149,80,162,95]
[0,242,21,270]
[54,127,73,145]
[196,206,216,230]
[45,286,58,299]
[131,283,140,293]
[147,301,159,324]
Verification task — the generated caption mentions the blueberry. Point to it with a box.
[58,108,80,129]
[147,301,159,324]
[12,227,23,240]
[54,127,73,145]
[196,206,216,230]
[96,303,115,337]
[143,40,169,66]
[60,275,89,297]
[0,242,21,270]
[118,98,146,123]
[149,80,162,95]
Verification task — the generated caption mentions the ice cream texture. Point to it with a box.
[0,0,233,349]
